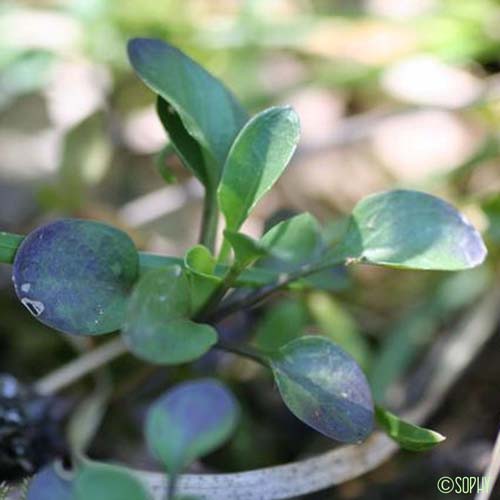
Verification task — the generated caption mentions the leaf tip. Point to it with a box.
[127,37,174,69]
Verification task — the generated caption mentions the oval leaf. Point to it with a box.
[224,230,267,269]
[334,190,487,270]
[185,245,217,277]
[27,464,73,500]
[145,378,239,472]
[75,462,150,500]
[218,106,300,232]
[12,219,139,335]
[128,38,247,188]
[269,336,374,443]
[376,406,445,451]
[122,266,217,364]
[259,213,323,269]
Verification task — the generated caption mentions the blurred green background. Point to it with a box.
[2,0,500,498]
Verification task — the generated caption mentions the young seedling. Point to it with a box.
[0,37,487,499]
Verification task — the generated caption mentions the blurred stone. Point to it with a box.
[123,106,166,154]
[382,56,483,108]
[0,9,82,52]
[282,87,345,148]
[371,110,483,181]
[0,94,51,133]
[0,130,60,180]
[307,19,418,65]
[258,54,306,94]
[483,8,500,40]
[468,160,500,197]
[0,184,39,228]
[281,148,389,215]
[366,0,436,19]
[45,61,110,129]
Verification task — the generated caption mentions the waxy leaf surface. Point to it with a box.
[122,266,217,364]
[219,106,300,232]
[146,379,239,472]
[270,336,374,443]
[259,213,323,269]
[334,190,487,270]
[128,38,247,189]
[13,219,138,335]
[376,406,445,451]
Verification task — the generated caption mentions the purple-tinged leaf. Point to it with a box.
[270,336,374,443]
[12,219,138,335]
[27,463,73,500]
[145,379,239,472]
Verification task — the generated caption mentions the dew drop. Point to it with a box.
[21,298,45,317]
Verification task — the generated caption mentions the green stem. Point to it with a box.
[194,264,242,321]
[199,189,219,253]
[216,340,269,367]
[218,236,232,264]
[210,259,344,321]
[166,474,177,500]
[139,252,301,289]
[0,232,24,264]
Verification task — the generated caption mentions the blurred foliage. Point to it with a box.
[1,0,500,496]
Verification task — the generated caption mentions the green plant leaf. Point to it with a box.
[332,190,487,270]
[269,336,374,443]
[218,106,300,232]
[185,245,217,276]
[145,378,239,473]
[12,219,139,335]
[224,230,268,269]
[254,299,309,352]
[27,463,73,500]
[376,406,445,451]
[154,142,177,184]
[306,292,371,369]
[122,266,217,364]
[128,38,247,189]
[75,463,150,500]
[184,245,220,313]
[261,213,323,264]
[156,97,207,186]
